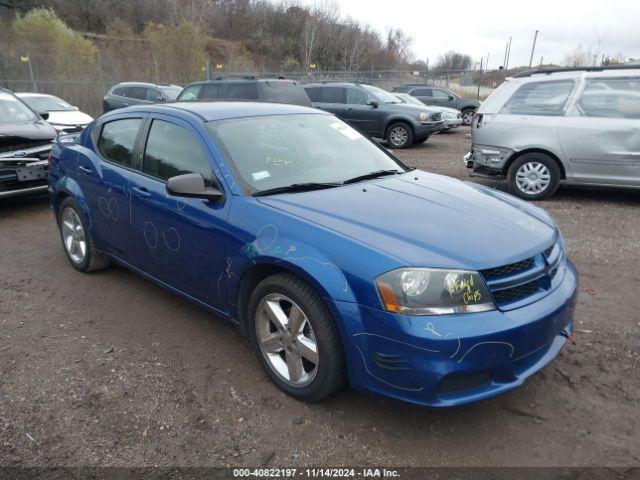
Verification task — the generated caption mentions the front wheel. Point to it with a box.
[248,273,346,402]
[507,153,561,200]
[385,122,414,149]
[461,108,476,126]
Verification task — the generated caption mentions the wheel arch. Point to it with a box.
[384,117,415,138]
[506,148,566,180]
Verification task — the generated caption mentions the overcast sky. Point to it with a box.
[299,0,639,68]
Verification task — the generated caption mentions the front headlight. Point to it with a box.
[375,268,496,315]
[417,112,428,122]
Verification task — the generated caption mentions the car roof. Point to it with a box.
[14,92,55,98]
[185,78,298,86]
[303,82,370,87]
[514,65,640,78]
[112,82,180,89]
[107,101,324,122]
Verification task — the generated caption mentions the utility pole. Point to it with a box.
[21,53,37,92]
[477,57,483,100]
[528,30,539,68]
[505,37,512,71]
[503,41,509,67]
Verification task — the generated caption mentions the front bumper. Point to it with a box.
[0,145,51,198]
[415,121,444,138]
[333,260,578,407]
[442,117,463,129]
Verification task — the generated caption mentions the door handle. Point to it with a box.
[78,165,92,175]
[346,107,354,112]
[131,186,151,198]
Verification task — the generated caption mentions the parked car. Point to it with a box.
[394,93,463,131]
[16,93,93,134]
[392,84,480,126]
[304,82,443,148]
[49,101,577,407]
[103,82,182,113]
[0,88,57,198]
[465,66,640,200]
[177,77,312,107]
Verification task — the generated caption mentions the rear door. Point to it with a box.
[409,87,432,106]
[127,115,230,309]
[559,76,640,186]
[314,86,348,119]
[431,88,455,107]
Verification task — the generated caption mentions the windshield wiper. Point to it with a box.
[341,169,402,185]
[253,182,341,197]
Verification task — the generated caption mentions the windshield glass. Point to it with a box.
[208,114,405,195]
[395,93,423,106]
[18,94,74,112]
[0,92,39,123]
[361,85,402,104]
[160,86,182,100]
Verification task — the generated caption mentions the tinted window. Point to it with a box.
[178,84,201,101]
[127,86,148,100]
[579,78,640,119]
[261,81,312,106]
[146,88,161,101]
[142,120,212,181]
[411,88,431,96]
[227,83,258,100]
[432,89,451,99]
[304,87,322,102]
[159,86,182,100]
[97,119,142,167]
[346,88,369,105]
[321,87,346,104]
[501,80,574,116]
[200,83,223,99]
[112,86,129,96]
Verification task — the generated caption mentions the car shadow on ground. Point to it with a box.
[0,192,50,217]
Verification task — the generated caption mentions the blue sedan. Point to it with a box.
[48,102,578,407]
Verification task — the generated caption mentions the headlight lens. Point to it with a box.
[375,268,496,315]
[418,112,428,122]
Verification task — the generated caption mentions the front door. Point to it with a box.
[128,115,230,310]
[342,87,380,135]
[559,77,640,186]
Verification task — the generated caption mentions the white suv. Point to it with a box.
[465,66,640,199]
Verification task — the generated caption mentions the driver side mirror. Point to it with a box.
[166,173,224,202]
[448,95,455,101]
[38,111,49,120]
[367,100,379,108]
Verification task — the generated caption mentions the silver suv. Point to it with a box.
[464,66,640,199]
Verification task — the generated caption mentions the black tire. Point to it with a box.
[461,108,476,126]
[507,153,561,200]
[247,272,346,402]
[385,122,414,149]
[58,197,110,272]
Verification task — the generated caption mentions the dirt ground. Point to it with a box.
[1,128,639,468]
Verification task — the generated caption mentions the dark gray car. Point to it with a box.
[103,82,182,113]
[392,84,480,126]
[304,82,443,148]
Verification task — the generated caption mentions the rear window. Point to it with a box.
[261,81,311,106]
[321,87,346,104]
[578,78,640,119]
[178,84,201,101]
[127,86,148,100]
[112,86,129,97]
[304,87,322,102]
[227,83,258,100]
[201,83,223,100]
[97,118,142,167]
[501,80,574,116]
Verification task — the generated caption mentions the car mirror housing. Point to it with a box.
[367,100,379,108]
[166,173,224,202]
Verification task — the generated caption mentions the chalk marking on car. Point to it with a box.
[143,221,158,249]
[352,333,439,353]
[162,227,181,252]
[457,341,515,364]
[425,322,443,337]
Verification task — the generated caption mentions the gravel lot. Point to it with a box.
[1,128,639,468]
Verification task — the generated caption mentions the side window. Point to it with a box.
[411,88,431,97]
[97,118,142,168]
[142,120,212,182]
[227,83,258,100]
[179,84,201,101]
[501,80,574,116]
[321,87,346,104]
[127,86,147,100]
[146,88,162,102]
[304,87,322,102]
[112,86,129,97]
[579,78,640,119]
[201,83,223,99]
[432,89,451,99]
[346,88,369,105]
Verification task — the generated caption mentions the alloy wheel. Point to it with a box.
[389,126,408,146]
[256,293,319,387]
[60,207,87,264]
[462,110,475,125]
[515,161,551,195]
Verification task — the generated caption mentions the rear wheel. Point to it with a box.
[385,122,414,149]
[248,273,346,402]
[58,197,110,272]
[507,153,561,200]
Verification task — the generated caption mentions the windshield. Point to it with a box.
[18,94,74,112]
[208,114,405,195]
[361,85,402,104]
[395,93,423,106]
[160,86,182,100]
[0,92,39,123]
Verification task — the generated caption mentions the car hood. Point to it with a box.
[0,121,57,149]
[384,102,442,115]
[46,110,93,126]
[257,171,557,270]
